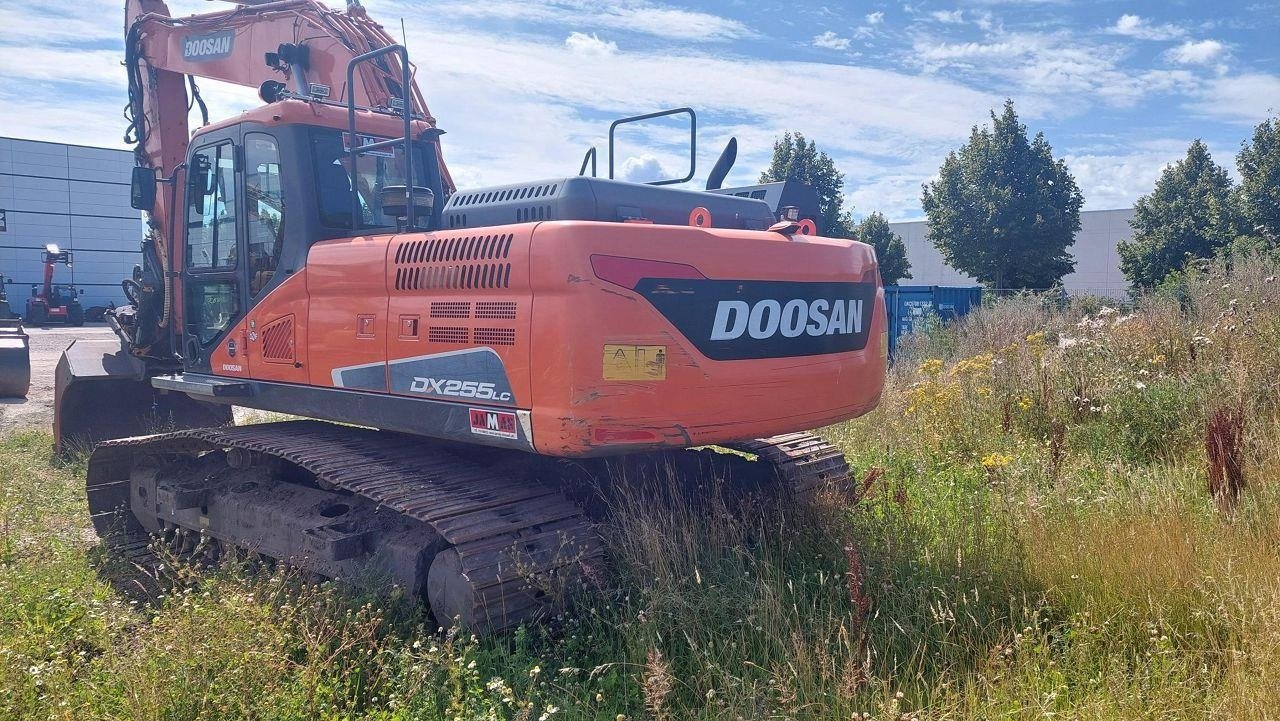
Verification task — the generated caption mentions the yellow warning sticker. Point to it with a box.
[603,344,667,381]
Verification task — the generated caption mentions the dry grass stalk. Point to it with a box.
[1206,404,1247,512]
[842,542,871,693]
[642,648,674,720]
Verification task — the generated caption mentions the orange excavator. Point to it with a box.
[57,0,887,630]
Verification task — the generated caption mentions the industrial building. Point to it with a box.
[0,137,141,310]
[889,208,1135,298]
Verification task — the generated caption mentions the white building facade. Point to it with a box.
[889,208,1134,298]
[0,137,142,310]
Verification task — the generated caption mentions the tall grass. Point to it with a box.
[2,253,1279,719]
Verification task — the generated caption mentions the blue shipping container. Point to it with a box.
[884,285,982,357]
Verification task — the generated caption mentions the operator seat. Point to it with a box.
[317,161,356,226]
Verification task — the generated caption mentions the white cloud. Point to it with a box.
[1191,73,1280,123]
[1109,14,1185,41]
[619,154,671,183]
[930,9,965,23]
[911,31,1198,110]
[564,32,618,57]
[813,31,852,51]
[1065,138,1242,210]
[411,0,755,42]
[1165,39,1225,65]
[0,47,124,86]
[866,11,885,24]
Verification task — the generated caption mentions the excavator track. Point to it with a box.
[728,432,851,498]
[85,421,849,631]
[87,420,602,632]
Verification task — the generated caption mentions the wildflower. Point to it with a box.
[1017,396,1033,411]
[981,452,1014,469]
[1133,381,1147,389]
[918,358,943,375]
[1149,354,1166,364]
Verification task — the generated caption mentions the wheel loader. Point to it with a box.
[55,0,888,631]
[0,274,31,398]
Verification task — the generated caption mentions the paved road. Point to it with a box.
[0,324,117,434]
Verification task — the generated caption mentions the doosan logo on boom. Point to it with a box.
[711,298,864,341]
[182,31,235,61]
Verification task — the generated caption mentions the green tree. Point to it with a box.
[920,100,1083,291]
[1118,140,1246,288]
[1237,114,1280,241]
[760,132,854,238]
[853,212,912,285]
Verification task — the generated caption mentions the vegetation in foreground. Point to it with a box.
[3,255,1280,720]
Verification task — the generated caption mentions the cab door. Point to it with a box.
[183,135,247,376]
[240,132,309,384]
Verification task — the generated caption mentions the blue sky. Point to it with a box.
[0,0,1276,220]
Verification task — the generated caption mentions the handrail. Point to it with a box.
[608,107,696,186]
[345,44,415,231]
[579,146,597,177]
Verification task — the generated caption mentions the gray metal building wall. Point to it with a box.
[889,208,1134,298]
[0,137,142,311]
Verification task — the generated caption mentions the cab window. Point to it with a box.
[187,142,238,269]
[245,134,284,295]
[312,130,425,229]
[185,280,239,347]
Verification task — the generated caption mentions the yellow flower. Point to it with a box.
[918,358,944,375]
[981,452,1014,469]
[1017,396,1034,411]
[1026,331,1046,344]
[1148,354,1166,364]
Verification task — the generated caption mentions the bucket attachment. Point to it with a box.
[0,319,31,398]
[54,338,232,456]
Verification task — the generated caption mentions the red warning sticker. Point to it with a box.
[469,408,518,439]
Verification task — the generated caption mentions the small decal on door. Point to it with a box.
[469,408,518,439]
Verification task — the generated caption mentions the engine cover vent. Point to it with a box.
[393,233,515,291]
[260,315,295,364]
[473,327,516,346]
[430,301,471,318]
[475,301,517,320]
[441,176,775,231]
[427,326,469,344]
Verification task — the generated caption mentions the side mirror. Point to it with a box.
[130,167,157,211]
[187,154,213,213]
